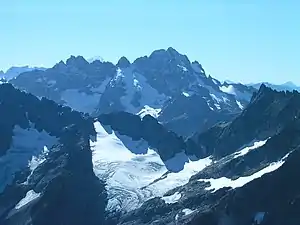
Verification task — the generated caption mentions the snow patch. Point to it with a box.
[212,79,219,85]
[199,153,289,192]
[210,93,222,103]
[0,126,57,193]
[220,85,236,95]
[220,85,252,101]
[236,100,244,109]
[114,67,168,113]
[147,156,212,196]
[137,105,161,118]
[182,92,190,97]
[161,192,181,204]
[182,208,195,216]
[177,65,188,72]
[23,146,51,184]
[214,103,221,110]
[15,190,41,209]
[234,139,269,158]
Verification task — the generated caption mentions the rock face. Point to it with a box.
[3,51,300,224]
[98,112,206,163]
[10,48,255,137]
[115,85,300,225]
[194,84,300,158]
[0,84,107,225]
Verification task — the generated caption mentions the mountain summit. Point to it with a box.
[10,47,255,137]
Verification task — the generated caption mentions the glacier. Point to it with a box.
[90,121,212,212]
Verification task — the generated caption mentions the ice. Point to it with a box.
[91,122,212,211]
[199,153,289,192]
[161,192,181,204]
[0,126,57,193]
[233,139,269,158]
[137,105,161,118]
[15,190,41,209]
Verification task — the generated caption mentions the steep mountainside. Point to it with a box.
[0,84,107,225]
[10,48,255,137]
[115,85,300,225]
[2,80,300,224]
[194,84,300,158]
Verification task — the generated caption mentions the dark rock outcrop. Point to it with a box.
[0,84,107,225]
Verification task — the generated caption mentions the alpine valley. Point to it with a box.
[1,48,299,225]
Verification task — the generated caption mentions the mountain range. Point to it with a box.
[0,66,46,81]
[0,48,300,225]
[9,48,255,137]
[249,81,300,92]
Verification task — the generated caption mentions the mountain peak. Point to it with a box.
[117,56,131,68]
[66,55,89,67]
[167,46,179,54]
[282,81,297,88]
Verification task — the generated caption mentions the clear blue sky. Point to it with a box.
[1,1,300,84]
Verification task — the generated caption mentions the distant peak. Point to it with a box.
[53,60,66,69]
[66,55,88,66]
[282,81,297,88]
[117,56,131,68]
[167,47,179,54]
[150,47,182,58]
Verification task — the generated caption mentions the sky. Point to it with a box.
[1,0,300,84]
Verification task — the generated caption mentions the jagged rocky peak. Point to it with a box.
[53,60,67,69]
[251,83,295,103]
[65,55,89,68]
[148,47,190,65]
[117,56,131,68]
[191,60,206,75]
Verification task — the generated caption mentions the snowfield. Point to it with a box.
[90,121,212,212]
[199,152,290,192]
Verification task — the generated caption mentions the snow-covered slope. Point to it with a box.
[91,121,212,212]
